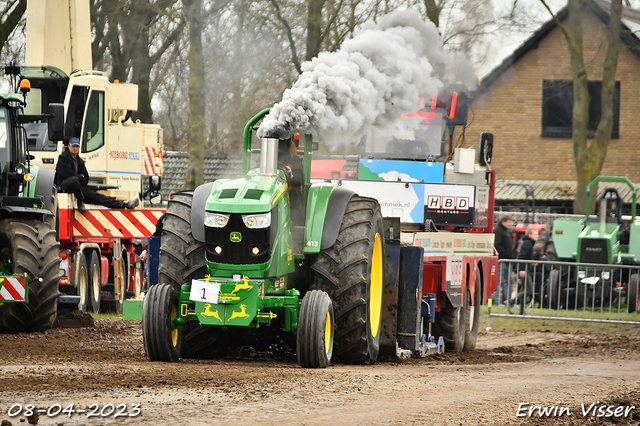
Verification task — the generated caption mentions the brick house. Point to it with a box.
[467,0,640,211]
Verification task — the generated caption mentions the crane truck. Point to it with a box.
[4,0,165,315]
[142,86,498,366]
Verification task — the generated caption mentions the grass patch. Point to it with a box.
[480,305,640,335]
[88,312,122,321]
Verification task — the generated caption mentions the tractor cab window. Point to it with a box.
[361,113,447,161]
[82,90,105,153]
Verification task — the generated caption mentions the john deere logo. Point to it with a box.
[230,232,242,243]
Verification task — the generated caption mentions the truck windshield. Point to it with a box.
[361,113,447,161]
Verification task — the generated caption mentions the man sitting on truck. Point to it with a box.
[55,137,139,212]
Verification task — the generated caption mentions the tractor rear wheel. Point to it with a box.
[297,290,334,368]
[309,195,384,364]
[628,274,639,313]
[0,220,61,332]
[158,191,219,357]
[158,191,207,292]
[143,283,183,362]
[463,272,482,352]
[88,251,101,314]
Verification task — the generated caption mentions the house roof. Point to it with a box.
[496,179,640,204]
[475,0,640,95]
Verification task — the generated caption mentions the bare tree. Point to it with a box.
[0,0,26,62]
[184,0,206,189]
[90,0,186,124]
[541,0,623,214]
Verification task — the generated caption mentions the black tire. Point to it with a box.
[143,283,182,362]
[72,252,89,312]
[628,274,639,313]
[297,290,334,368]
[463,271,482,352]
[548,269,560,310]
[88,251,101,314]
[432,300,467,352]
[158,191,217,356]
[309,195,384,364]
[0,220,61,332]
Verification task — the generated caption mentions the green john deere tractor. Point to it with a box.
[143,109,384,367]
[549,176,640,312]
[0,73,63,332]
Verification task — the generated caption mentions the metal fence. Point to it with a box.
[489,259,640,324]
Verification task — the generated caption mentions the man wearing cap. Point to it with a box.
[55,137,139,212]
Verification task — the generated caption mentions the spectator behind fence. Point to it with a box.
[509,227,540,314]
[494,215,515,306]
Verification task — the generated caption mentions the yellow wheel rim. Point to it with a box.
[170,304,179,347]
[369,233,383,338]
[324,311,332,355]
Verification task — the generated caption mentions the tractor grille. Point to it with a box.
[580,239,608,264]
[204,210,276,265]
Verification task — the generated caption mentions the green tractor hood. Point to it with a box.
[205,170,288,213]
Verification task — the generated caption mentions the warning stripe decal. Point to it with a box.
[71,209,165,238]
[0,277,27,301]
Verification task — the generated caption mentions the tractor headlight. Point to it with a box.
[204,212,230,228]
[242,213,271,229]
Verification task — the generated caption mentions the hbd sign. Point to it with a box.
[424,185,476,226]
[426,196,470,211]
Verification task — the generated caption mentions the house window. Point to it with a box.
[541,80,620,138]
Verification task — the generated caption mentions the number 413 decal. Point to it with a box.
[306,240,319,247]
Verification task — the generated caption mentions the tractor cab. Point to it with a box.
[360,85,468,163]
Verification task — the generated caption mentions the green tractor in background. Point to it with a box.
[549,176,640,312]
[143,109,384,367]
[0,73,63,332]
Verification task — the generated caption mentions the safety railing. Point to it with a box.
[489,259,640,324]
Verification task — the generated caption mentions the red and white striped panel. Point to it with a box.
[73,209,165,238]
[143,146,163,176]
[0,277,27,302]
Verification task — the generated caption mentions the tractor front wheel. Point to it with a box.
[0,220,61,332]
[309,195,384,364]
[297,290,334,368]
[143,283,183,362]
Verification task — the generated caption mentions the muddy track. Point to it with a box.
[0,320,639,425]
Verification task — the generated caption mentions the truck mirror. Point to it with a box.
[148,175,161,192]
[478,132,493,166]
[47,103,65,141]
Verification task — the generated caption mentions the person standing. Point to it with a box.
[56,137,139,211]
[494,215,515,307]
[510,227,540,314]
